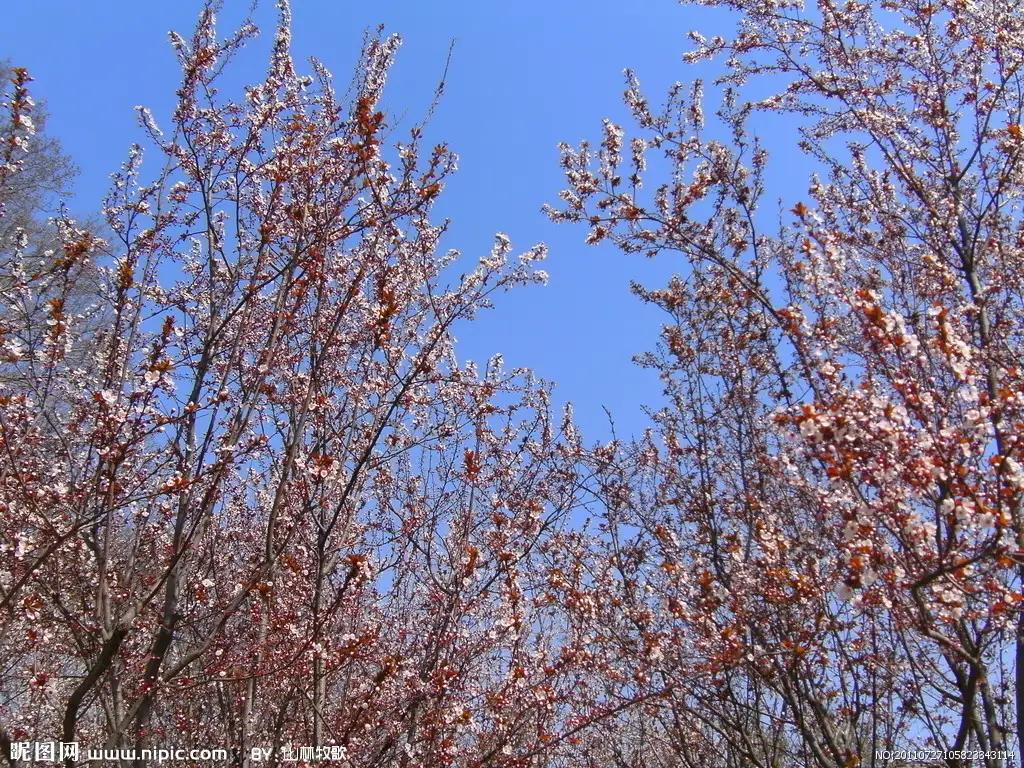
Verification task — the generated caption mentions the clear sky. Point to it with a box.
[3,1,802,441]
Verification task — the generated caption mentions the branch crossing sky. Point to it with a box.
[4,0,807,439]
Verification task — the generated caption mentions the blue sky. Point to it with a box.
[3,1,798,441]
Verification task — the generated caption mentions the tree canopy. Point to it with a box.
[2,1,1024,766]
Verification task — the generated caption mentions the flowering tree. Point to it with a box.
[0,64,102,392]
[0,63,76,244]
[11,0,1024,764]
[0,4,643,766]
[552,0,1024,765]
